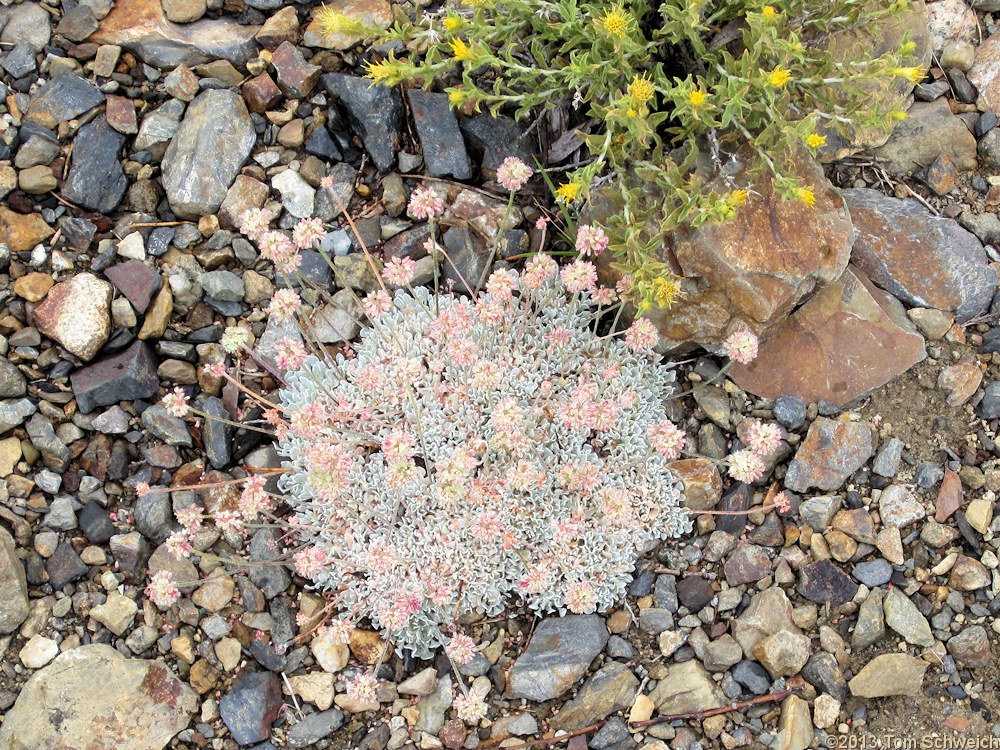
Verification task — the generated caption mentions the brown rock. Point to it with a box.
[1,208,54,252]
[218,175,270,229]
[255,6,300,50]
[348,630,385,665]
[871,98,978,175]
[242,72,282,114]
[671,458,722,511]
[949,555,991,591]
[138,283,173,340]
[33,273,112,361]
[18,165,57,194]
[271,41,320,99]
[731,267,926,406]
[925,153,958,195]
[638,148,852,352]
[784,417,875,493]
[970,32,1000,112]
[844,188,996,322]
[938,361,983,406]
[935,469,964,521]
[106,94,138,134]
[302,0,392,50]
[88,0,259,69]
[848,653,927,698]
[13,272,54,302]
[277,119,305,148]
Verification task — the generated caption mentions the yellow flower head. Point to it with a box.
[767,67,791,88]
[443,16,462,31]
[888,109,908,122]
[688,88,707,107]
[729,189,748,206]
[598,5,631,38]
[556,181,582,204]
[794,187,816,207]
[313,6,373,37]
[890,66,924,83]
[898,40,917,56]
[451,37,473,61]
[364,57,407,87]
[761,5,777,21]
[806,133,826,149]
[627,75,656,103]
[448,89,464,107]
[652,276,682,308]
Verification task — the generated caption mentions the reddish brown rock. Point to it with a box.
[13,272,54,302]
[218,175,270,229]
[730,267,926,406]
[938,361,983,407]
[935,468,964,522]
[1,207,54,252]
[784,417,875,493]
[671,458,722,511]
[88,0,259,69]
[639,149,852,352]
[105,261,162,314]
[242,72,282,113]
[105,94,138,135]
[271,41,320,99]
[33,273,112,361]
[844,188,996,322]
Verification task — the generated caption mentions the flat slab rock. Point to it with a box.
[731,266,926,406]
[784,416,875,493]
[0,644,197,750]
[508,615,609,702]
[844,187,997,322]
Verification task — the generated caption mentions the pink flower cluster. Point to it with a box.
[727,419,784,485]
[276,266,689,656]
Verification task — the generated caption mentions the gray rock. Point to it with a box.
[852,559,893,588]
[272,169,315,219]
[459,112,535,171]
[799,496,840,532]
[321,73,403,172]
[26,413,70,472]
[70,341,160,413]
[702,634,743,672]
[44,496,78,531]
[407,90,472,180]
[509,615,609,702]
[135,99,185,154]
[872,437,904,477]
[0,398,36,434]
[872,98,977,176]
[79,501,115,544]
[0,526,29,634]
[784,417,875,493]
[134,491,178,545]
[0,359,25,398]
[978,381,1000,419]
[946,625,991,668]
[844,188,997,322]
[414,673,452,734]
[878,484,925,528]
[162,90,256,219]
[25,74,105,129]
[883,587,935,647]
[287,709,345,748]
[0,2,52,52]
[442,226,491,295]
[141,405,192,447]
[220,671,283,746]
[801,652,847,701]
[2,42,37,79]
[590,718,633,750]
[731,659,771,695]
[0,645,197,750]
[56,4,99,41]
[648,660,727,715]
[201,270,245,302]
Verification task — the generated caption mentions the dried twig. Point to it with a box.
[629,683,806,729]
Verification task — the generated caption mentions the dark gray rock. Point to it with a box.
[134,491,178,544]
[162,90,256,219]
[801,652,848,701]
[25,74,105,129]
[442,226,491,294]
[773,395,807,429]
[1,42,36,78]
[55,4,99,41]
[62,116,128,213]
[797,559,859,606]
[321,73,403,172]
[0,359,25,398]
[220,671,283,746]
[407,90,472,180]
[46,541,88,589]
[731,659,771,695]
[79,501,116,544]
[248,527,291,599]
[70,340,160,413]
[26,414,70,472]
[459,112,535,171]
[200,397,232,469]
[675,575,714,611]
[978,381,1000,419]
